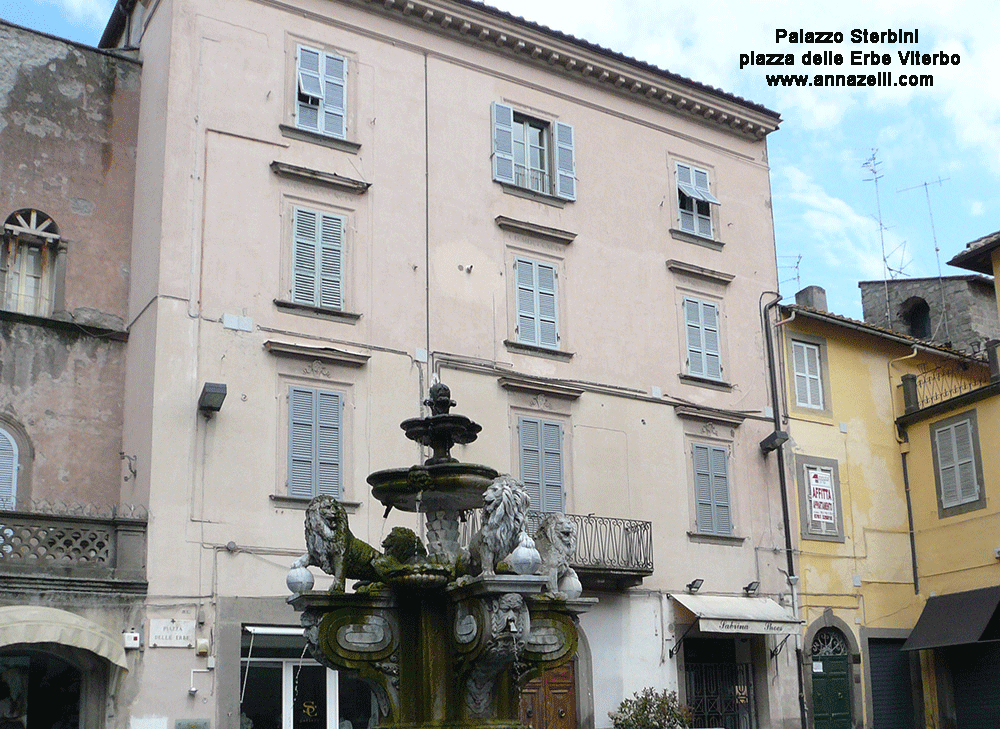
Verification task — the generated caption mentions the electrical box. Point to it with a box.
[123,632,142,649]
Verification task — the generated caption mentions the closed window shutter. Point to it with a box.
[318,214,343,310]
[288,387,342,499]
[710,446,730,535]
[935,425,960,508]
[792,341,823,408]
[685,299,721,379]
[685,299,704,376]
[537,262,558,348]
[519,417,542,510]
[492,102,516,185]
[322,53,346,138]
[297,47,322,131]
[554,121,576,200]
[701,301,721,380]
[805,345,822,407]
[292,208,318,305]
[541,421,564,512]
[693,444,715,533]
[694,444,731,535]
[515,259,537,345]
[0,430,17,510]
[954,420,979,503]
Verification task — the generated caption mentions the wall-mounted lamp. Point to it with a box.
[743,580,760,595]
[686,578,704,593]
[759,430,789,454]
[198,382,227,416]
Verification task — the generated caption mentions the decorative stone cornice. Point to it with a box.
[264,340,370,367]
[495,216,576,245]
[348,0,780,138]
[666,259,735,285]
[270,161,371,194]
[497,374,584,400]
[673,404,746,427]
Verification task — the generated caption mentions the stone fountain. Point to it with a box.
[288,383,593,729]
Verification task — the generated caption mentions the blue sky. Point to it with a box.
[3,0,997,320]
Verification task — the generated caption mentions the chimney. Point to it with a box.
[795,286,828,312]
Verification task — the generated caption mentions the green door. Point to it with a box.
[811,654,851,729]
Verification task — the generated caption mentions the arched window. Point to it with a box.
[1,209,61,317]
[899,297,932,340]
[811,626,850,656]
[0,428,17,511]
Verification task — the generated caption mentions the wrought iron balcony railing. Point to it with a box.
[0,502,147,592]
[901,361,993,413]
[459,510,653,590]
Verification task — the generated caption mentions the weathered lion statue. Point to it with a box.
[534,512,579,595]
[466,475,530,576]
[292,495,381,592]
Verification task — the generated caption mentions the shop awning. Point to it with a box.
[0,605,128,668]
[902,585,1000,651]
[670,593,801,635]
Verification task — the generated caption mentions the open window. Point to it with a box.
[492,102,576,201]
[1,209,61,317]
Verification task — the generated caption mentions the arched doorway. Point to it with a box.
[0,648,82,728]
[810,627,851,729]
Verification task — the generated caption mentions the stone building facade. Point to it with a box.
[858,276,999,355]
[0,20,146,729]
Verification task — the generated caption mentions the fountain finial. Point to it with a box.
[424,382,456,415]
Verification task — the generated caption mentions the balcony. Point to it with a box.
[0,503,147,593]
[461,510,653,590]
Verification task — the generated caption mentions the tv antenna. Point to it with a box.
[778,254,802,292]
[898,176,950,341]
[863,150,895,326]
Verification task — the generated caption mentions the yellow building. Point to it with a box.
[896,231,1000,727]
[774,285,991,729]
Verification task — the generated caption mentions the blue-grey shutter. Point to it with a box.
[537,262,558,349]
[516,259,537,345]
[0,430,16,510]
[710,445,730,535]
[293,208,318,305]
[289,387,316,498]
[792,341,810,406]
[554,121,576,200]
[693,167,720,204]
[954,420,979,503]
[492,102,516,185]
[288,387,342,499]
[701,302,721,380]
[322,53,346,138]
[693,444,714,533]
[519,417,541,510]
[685,298,704,376]
[541,420,564,512]
[297,47,322,132]
[318,214,343,310]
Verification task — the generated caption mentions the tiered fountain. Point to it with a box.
[288,384,593,729]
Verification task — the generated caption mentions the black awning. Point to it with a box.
[902,585,1000,651]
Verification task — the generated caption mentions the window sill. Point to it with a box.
[669,228,724,251]
[686,532,746,546]
[499,182,568,208]
[503,339,574,361]
[270,494,361,512]
[678,373,733,392]
[0,308,128,341]
[801,531,846,544]
[279,124,362,154]
[274,299,361,323]
[939,497,987,520]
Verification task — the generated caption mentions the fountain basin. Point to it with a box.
[368,462,499,513]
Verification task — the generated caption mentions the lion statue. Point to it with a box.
[292,495,381,592]
[381,526,427,564]
[534,512,579,595]
[465,475,530,576]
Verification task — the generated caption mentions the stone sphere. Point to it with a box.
[286,565,315,594]
[558,572,583,599]
[509,539,542,576]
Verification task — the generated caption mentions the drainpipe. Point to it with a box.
[889,348,921,596]
[761,292,807,729]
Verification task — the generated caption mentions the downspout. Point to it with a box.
[761,292,807,729]
[889,347,921,595]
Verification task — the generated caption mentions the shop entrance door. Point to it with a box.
[684,638,755,729]
[810,627,851,729]
[519,661,577,729]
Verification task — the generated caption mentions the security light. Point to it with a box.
[686,579,704,593]
[198,382,227,415]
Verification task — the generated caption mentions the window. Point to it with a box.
[931,411,985,517]
[241,629,376,729]
[296,45,346,139]
[292,207,344,311]
[519,416,564,513]
[692,443,730,536]
[288,386,342,499]
[795,455,843,541]
[791,340,824,409]
[684,298,722,381]
[492,102,576,200]
[675,163,718,238]
[515,258,559,349]
[0,428,17,511]
[1,209,60,317]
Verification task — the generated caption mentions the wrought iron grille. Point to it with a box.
[458,510,653,575]
[685,663,755,729]
[913,361,991,410]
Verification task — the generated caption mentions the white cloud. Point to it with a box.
[970,201,984,216]
[42,0,114,30]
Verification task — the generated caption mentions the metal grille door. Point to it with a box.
[686,662,754,729]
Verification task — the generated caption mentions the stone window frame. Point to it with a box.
[794,454,845,543]
[929,409,986,519]
[785,331,833,419]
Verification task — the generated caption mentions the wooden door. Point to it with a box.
[519,662,577,729]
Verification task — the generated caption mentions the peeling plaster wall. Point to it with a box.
[0,22,139,510]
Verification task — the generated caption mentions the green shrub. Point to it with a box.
[609,687,692,729]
